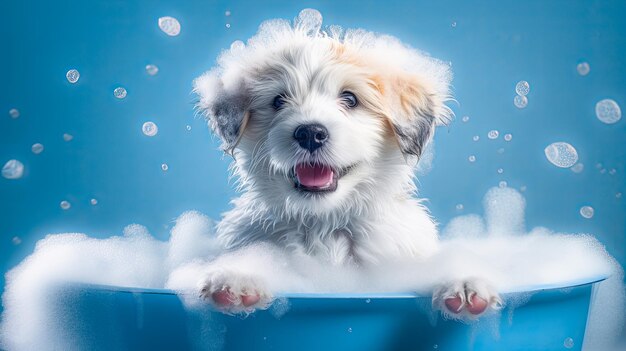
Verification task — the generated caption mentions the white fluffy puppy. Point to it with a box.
[193,10,501,319]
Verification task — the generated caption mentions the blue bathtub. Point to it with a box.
[48,276,605,351]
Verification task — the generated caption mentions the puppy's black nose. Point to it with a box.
[293,124,329,153]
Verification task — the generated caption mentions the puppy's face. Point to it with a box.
[195,25,451,216]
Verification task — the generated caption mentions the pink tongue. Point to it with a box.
[295,164,334,188]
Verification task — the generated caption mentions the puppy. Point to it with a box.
[193,10,501,320]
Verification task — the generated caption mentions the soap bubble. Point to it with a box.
[12,236,21,245]
[90,198,98,206]
[468,155,476,162]
[515,81,530,96]
[455,204,464,211]
[580,206,594,219]
[230,40,245,52]
[9,108,20,119]
[472,135,480,141]
[60,201,71,210]
[31,143,44,154]
[461,116,469,122]
[142,121,158,137]
[544,142,578,168]
[161,163,169,171]
[2,159,24,179]
[504,133,513,141]
[294,8,322,37]
[570,163,584,173]
[564,337,574,349]
[63,133,73,142]
[66,69,80,84]
[514,95,528,109]
[595,99,621,124]
[158,16,181,36]
[577,62,590,76]
[114,87,127,99]
[488,130,499,139]
[145,64,159,76]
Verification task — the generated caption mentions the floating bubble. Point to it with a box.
[455,204,464,211]
[616,192,622,199]
[468,155,476,162]
[142,121,158,137]
[595,163,603,169]
[577,62,590,76]
[347,327,352,333]
[570,163,584,173]
[9,108,20,119]
[433,345,438,349]
[185,125,192,131]
[2,159,24,179]
[60,200,71,210]
[499,181,508,188]
[600,168,607,174]
[145,64,159,76]
[66,69,80,84]
[504,133,513,141]
[225,10,231,16]
[12,236,22,245]
[514,95,528,109]
[90,198,98,206]
[488,130,499,139]
[595,99,621,124]
[564,337,574,349]
[609,168,617,175]
[461,116,469,122]
[515,81,530,96]
[63,133,73,142]
[472,135,479,142]
[225,23,231,29]
[365,299,371,304]
[544,142,578,168]
[451,21,457,27]
[230,40,245,52]
[158,16,181,36]
[519,185,527,192]
[161,163,169,171]
[580,206,594,219]
[31,143,44,154]
[114,87,127,99]
[294,8,322,36]
[497,168,504,174]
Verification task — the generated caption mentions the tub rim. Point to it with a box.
[70,274,608,299]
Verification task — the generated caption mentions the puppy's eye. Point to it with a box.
[272,95,286,110]
[340,91,358,108]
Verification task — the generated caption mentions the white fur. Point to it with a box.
[193,9,497,318]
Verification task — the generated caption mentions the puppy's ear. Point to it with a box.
[383,74,451,158]
[193,69,250,153]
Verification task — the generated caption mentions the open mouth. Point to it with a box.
[291,163,354,193]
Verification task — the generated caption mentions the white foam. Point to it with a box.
[1,189,624,349]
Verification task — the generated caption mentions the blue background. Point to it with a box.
[1,0,625,311]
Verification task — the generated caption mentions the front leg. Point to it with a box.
[432,278,503,321]
[198,267,273,314]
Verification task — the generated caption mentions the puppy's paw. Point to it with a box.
[432,278,503,321]
[198,269,272,314]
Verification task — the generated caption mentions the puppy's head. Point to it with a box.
[194,10,452,217]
